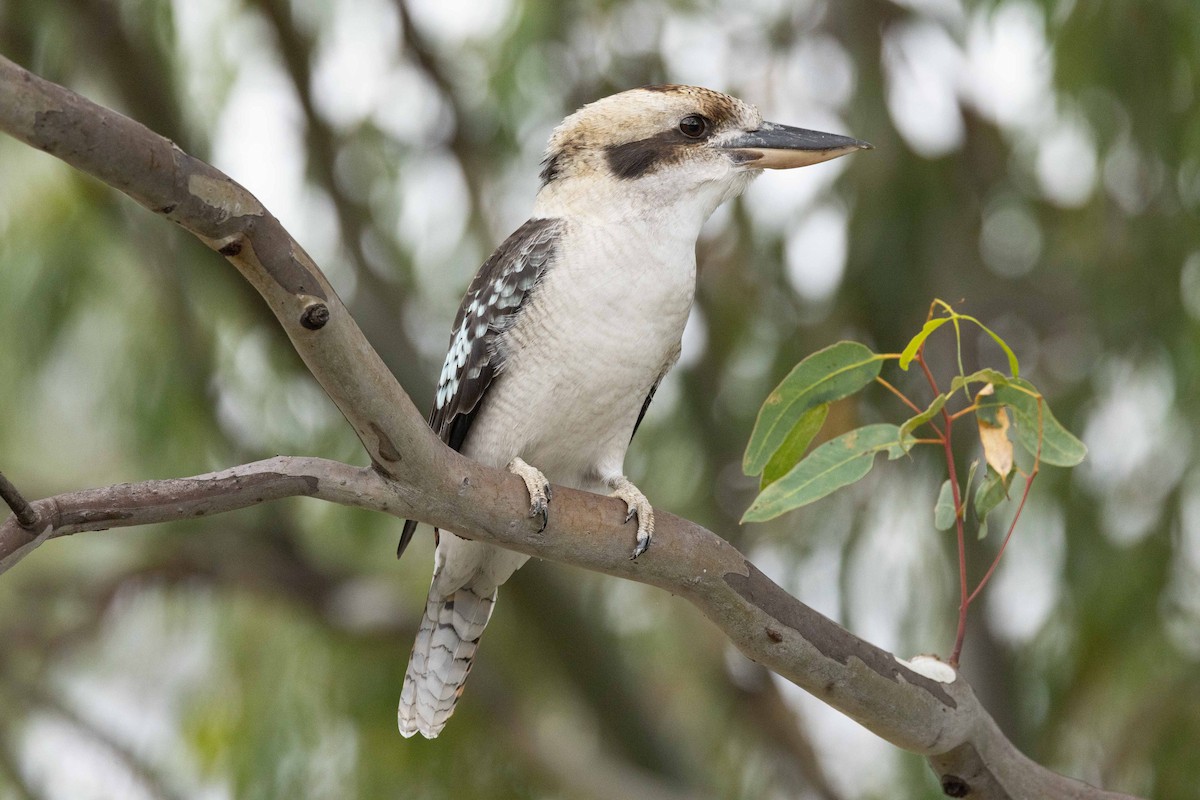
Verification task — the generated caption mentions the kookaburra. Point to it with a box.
[397,84,869,739]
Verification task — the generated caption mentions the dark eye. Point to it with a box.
[678,115,708,138]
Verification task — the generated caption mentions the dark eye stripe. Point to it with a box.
[605,115,718,180]
[606,136,670,179]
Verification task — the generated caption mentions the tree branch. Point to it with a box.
[0,53,1139,799]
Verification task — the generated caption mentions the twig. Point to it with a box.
[915,350,971,668]
[876,376,935,422]
[965,469,1037,607]
[0,472,38,529]
[0,457,393,575]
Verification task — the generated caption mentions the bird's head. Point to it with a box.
[534,85,870,228]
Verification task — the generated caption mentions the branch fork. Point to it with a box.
[0,54,1139,800]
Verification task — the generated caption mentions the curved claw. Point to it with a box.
[607,475,654,560]
[508,457,553,533]
[630,530,650,559]
[531,496,550,533]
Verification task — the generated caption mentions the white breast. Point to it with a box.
[460,219,696,492]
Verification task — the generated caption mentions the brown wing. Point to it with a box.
[398,217,564,557]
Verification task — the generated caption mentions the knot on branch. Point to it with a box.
[941,774,970,797]
[300,302,330,330]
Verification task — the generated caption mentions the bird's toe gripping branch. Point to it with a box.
[507,456,552,532]
[607,475,654,559]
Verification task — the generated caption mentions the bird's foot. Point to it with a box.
[607,475,654,559]
[507,457,552,532]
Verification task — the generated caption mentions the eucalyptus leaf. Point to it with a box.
[934,479,956,531]
[898,317,951,371]
[742,424,902,523]
[743,342,882,476]
[973,466,1011,539]
[899,392,948,440]
[949,368,1011,396]
[761,403,829,489]
[978,378,1087,467]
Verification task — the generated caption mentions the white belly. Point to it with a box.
[460,221,696,492]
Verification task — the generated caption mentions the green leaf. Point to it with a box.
[899,317,951,371]
[761,403,829,489]
[887,437,917,460]
[963,461,980,518]
[949,368,1011,396]
[900,304,1020,378]
[934,479,956,531]
[973,466,1011,539]
[969,317,1021,378]
[979,378,1088,467]
[743,342,882,476]
[899,392,948,441]
[742,424,901,523]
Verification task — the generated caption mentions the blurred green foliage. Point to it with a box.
[2,0,1199,798]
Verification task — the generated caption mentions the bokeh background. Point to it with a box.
[2,0,1199,797]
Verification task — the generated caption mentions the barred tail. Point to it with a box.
[398,583,496,738]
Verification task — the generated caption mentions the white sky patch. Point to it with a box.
[882,20,966,158]
[211,57,307,238]
[396,151,472,281]
[22,589,224,800]
[774,675,900,795]
[405,0,514,44]
[985,499,1065,644]
[170,0,242,129]
[785,203,848,303]
[884,2,1071,178]
[743,146,848,234]
[783,34,858,112]
[788,540,848,623]
[22,715,164,800]
[961,1,1054,133]
[214,327,342,451]
[610,1,665,57]
[1084,357,1177,488]
[1082,355,1190,545]
[661,15,731,89]
[311,0,401,131]
[1035,110,1098,207]
[848,472,946,654]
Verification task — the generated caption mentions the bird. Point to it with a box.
[396,84,870,739]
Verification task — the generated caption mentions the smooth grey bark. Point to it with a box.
[0,53,1140,800]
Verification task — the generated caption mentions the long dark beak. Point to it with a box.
[721,122,872,169]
